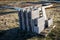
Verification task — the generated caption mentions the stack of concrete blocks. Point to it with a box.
[48,18,53,27]
[31,7,45,33]
[19,3,53,34]
[19,5,45,34]
[42,4,53,28]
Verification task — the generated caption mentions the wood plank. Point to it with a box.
[40,25,56,37]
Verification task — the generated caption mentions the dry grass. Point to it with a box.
[0,9,19,30]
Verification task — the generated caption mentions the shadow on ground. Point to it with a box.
[0,27,44,40]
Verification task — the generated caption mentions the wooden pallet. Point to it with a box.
[40,25,56,37]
